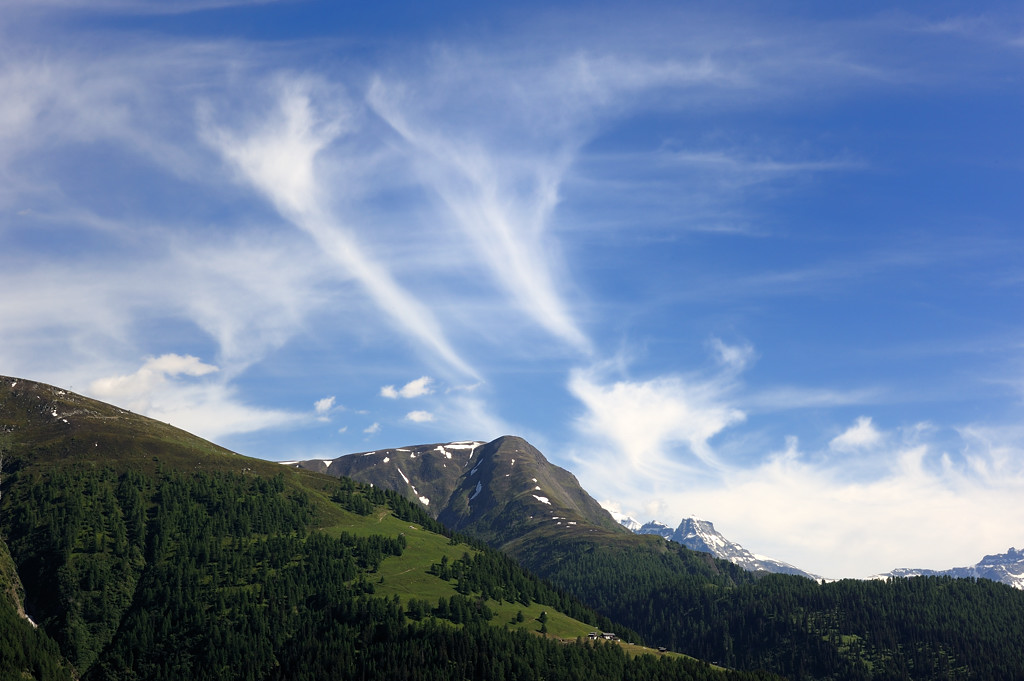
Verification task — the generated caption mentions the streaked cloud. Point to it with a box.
[367,77,592,354]
[743,386,882,412]
[405,410,435,423]
[202,79,478,379]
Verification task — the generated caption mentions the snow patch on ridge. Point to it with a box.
[446,441,483,450]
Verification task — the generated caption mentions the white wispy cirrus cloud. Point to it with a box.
[201,77,478,379]
[367,76,591,354]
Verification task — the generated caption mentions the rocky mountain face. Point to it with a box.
[630,517,819,580]
[286,440,485,511]
[287,435,629,551]
[885,547,1024,590]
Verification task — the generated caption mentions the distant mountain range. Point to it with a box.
[882,548,1024,590]
[613,514,1024,591]
[622,517,820,580]
[292,440,1024,590]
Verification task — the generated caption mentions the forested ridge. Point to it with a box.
[517,535,1024,680]
[4,377,1024,680]
[0,454,770,680]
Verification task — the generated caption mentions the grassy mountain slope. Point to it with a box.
[1,376,766,681]
[297,435,633,551]
[308,430,1024,680]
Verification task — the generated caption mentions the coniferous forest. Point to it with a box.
[516,535,1024,680]
[3,378,1024,680]
[0,459,772,681]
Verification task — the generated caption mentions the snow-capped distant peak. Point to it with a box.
[604,505,643,532]
[618,516,642,531]
[885,547,1024,590]
[623,515,820,580]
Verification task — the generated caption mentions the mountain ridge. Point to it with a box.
[4,375,726,681]
[881,547,1024,590]
[627,517,820,580]
[9,374,1024,680]
[288,434,630,554]
[296,434,1022,589]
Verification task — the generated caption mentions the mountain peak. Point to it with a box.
[627,515,819,580]
[885,547,1024,589]
[605,508,642,532]
[290,435,628,550]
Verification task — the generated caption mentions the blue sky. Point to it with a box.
[2,0,1022,578]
